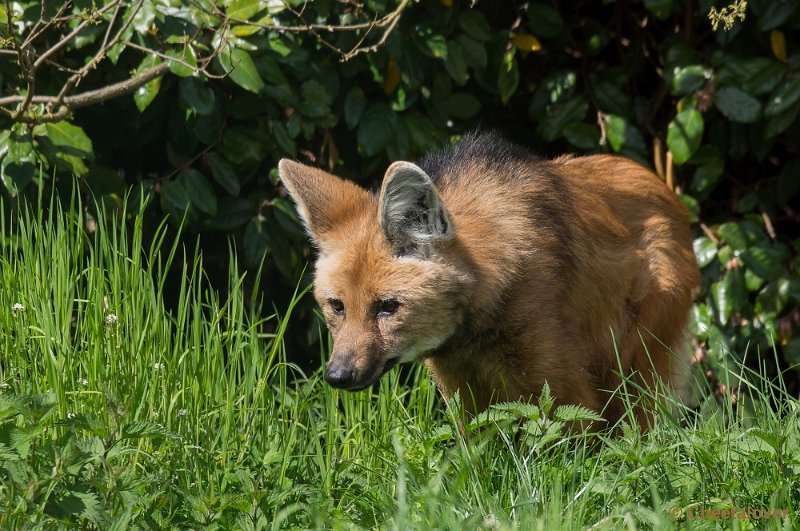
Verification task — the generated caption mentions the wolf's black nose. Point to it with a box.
[324,359,354,388]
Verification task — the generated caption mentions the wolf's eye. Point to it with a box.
[329,298,345,315]
[377,299,399,316]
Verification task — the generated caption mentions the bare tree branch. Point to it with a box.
[0,62,171,122]
[1,0,412,125]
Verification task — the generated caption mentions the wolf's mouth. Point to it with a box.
[380,357,400,376]
[339,358,401,391]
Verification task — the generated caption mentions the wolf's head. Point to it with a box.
[278,159,473,390]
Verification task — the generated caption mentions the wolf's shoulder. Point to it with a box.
[417,130,545,184]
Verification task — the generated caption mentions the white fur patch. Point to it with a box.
[399,336,447,363]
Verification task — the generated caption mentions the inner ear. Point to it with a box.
[378,162,452,257]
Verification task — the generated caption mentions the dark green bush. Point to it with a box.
[1,0,798,391]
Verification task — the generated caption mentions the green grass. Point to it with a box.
[1,197,798,529]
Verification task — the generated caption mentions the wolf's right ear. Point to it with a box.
[278,159,368,242]
[379,162,453,258]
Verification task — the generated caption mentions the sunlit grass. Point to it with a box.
[1,195,797,529]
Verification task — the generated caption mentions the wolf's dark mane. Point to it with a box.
[417,130,542,183]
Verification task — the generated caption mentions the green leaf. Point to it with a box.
[203,197,255,230]
[244,214,271,268]
[43,121,93,156]
[455,35,487,70]
[603,114,645,154]
[679,194,699,223]
[218,45,265,94]
[270,120,296,157]
[691,157,724,194]
[744,267,765,292]
[179,77,215,115]
[498,51,519,105]
[1,159,34,197]
[261,56,292,104]
[206,152,240,195]
[764,75,800,117]
[122,420,180,440]
[593,81,632,119]
[404,112,447,152]
[756,0,800,31]
[301,79,333,118]
[755,278,791,317]
[52,490,103,525]
[423,29,447,58]
[444,92,481,119]
[670,65,709,96]
[0,129,10,160]
[667,109,704,165]
[166,45,197,77]
[554,404,605,423]
[764,100,800,138]
[36,121,94,176]
[445,40,469,85]
[713,87,762,123]
[527,3,564,38]
[2,128,36,194]
[84,166,126,196]
[536,97,588,142]
[161,179,191,218]
[563,123,600,150]
[220,128,266,163]
[718,222,748,251]
[740,246,786,281]
[459,10,492,41]
[132,0,156,33]
[357,103,397,157]
[584,20,610,56]
[344,87,367,130]
[227,0,262,19]
[742,61,785,95]
[717,268,746,324]
[693,237,718,268]
[179,169,218,215]
[134,56,162,112]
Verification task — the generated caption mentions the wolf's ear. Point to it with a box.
[379,162,453,257]
[278,159,368,242]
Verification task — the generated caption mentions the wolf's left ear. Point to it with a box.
[278,159,369,244]
[379,162,453,257]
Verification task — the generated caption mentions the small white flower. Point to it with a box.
[177,408,188,417]
[0,382,10,390]
[12,303,24,314]
[154,362,165,370]
[78,378,88,386]
[67,412,76,419]
[105,313,118,325]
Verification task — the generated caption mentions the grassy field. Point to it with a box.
[1,198,798,530]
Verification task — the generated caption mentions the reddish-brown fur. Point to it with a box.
[279,133,699,430]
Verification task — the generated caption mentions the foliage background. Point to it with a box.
[1,0,799,392]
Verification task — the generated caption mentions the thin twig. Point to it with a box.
[665,150,674,191]
[761,210,777,240]
[33,1,121,71]
[699,222,720,245]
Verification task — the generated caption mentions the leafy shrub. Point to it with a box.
[1,0,798,387]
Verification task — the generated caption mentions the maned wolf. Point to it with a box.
[278,132,699,428]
